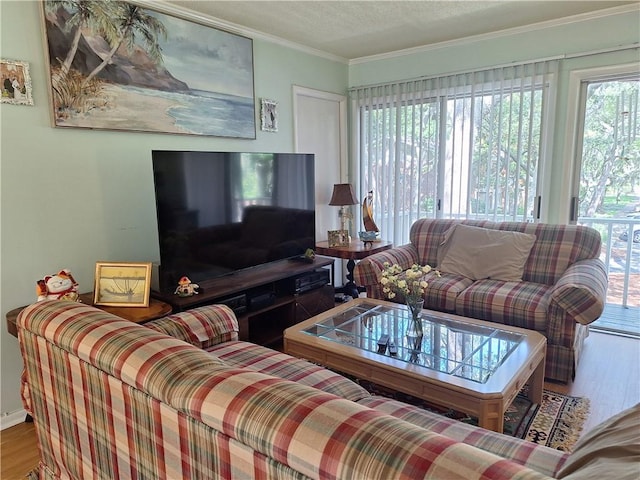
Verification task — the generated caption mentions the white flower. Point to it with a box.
[379,262,440,303]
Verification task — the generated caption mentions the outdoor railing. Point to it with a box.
[579,217,639,308]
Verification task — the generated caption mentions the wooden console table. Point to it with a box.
[315,240,392,299]
[152,256,335,347]
[6,292,172,338]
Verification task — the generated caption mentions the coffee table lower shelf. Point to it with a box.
[284,298,546,433]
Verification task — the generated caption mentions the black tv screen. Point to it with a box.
[152,151,315,291]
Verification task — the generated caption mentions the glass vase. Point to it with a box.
[405,298,424,361]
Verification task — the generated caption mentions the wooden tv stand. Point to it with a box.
[153,256,335,347]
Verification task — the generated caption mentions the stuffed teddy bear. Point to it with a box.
[36,269,80,302]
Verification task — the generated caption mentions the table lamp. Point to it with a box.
[329,183,359,239]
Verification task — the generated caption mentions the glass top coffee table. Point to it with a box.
[284,298,546,432]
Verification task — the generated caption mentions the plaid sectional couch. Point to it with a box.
[354,219,608,383]
[18,301,572,479]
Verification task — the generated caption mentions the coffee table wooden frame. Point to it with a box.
[284,298,546,432]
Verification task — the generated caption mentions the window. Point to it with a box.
[350,61,558,245]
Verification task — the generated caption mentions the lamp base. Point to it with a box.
[338,207,352,242]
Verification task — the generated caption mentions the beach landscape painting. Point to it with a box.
[41,0,255,138]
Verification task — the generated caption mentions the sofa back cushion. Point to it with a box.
[410,219,602,285]
[437,224,536,281]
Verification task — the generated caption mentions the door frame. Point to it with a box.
[293,85,349,286]
[562,62,640,224]
[292,85,348,179]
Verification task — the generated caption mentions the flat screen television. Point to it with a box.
[152,150,315,292]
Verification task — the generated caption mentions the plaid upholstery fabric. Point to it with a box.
[424,272,475,312]
[549,259,607,326]
[354,219,607,382]
[146,304,239,349]
[418,220,601,286]
[18,300,557,480]
[207,340,371,402]
[353,243,420,296]
[455,279,551,331]
[358,396,569,478]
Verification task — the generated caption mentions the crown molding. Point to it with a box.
[129,0,349,64]
[349,4,640,65]
[126,1,638,65]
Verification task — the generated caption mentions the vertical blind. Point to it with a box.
[350,60,558,245]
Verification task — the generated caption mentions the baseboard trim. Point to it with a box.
[1,408,28,430]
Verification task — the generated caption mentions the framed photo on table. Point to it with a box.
[328,230,349,247]
[94,262,152,307]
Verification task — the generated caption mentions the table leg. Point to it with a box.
[477,399,504,433]
[526,351,546,405]
[341,258,360,299]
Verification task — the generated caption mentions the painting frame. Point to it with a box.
[1,59,34,106]
[261,98,278,132]
[328,230,349,247]
[94,261,152,308]
[40,1,255,138]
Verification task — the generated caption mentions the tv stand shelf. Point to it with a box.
[153,257,335,347]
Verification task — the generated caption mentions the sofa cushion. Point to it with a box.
[557,403,640,479]
[438,224,536,282]
[207,340,371,402]
[456,280,550,331]
[423,272,474,312]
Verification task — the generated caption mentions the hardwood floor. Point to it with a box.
[1,421,38,480]
[543,329,640,434]
[1,330,638,479]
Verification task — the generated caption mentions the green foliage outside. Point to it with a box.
[361,77,639,223]
[579,79,640,219]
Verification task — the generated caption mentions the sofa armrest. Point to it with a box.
[146,304,239,349]
[550,258,608,326]
[354,244,420,288]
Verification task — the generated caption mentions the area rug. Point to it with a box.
[350,377,590,452]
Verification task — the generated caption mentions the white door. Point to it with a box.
[293,86,347,285]
[293,86,347,241]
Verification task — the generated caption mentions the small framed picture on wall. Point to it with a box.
[1,58,34,106]
[261,98,278,132]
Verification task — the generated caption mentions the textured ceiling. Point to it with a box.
[164,1,637,60]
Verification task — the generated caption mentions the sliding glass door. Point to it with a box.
[571,70,639,335]
[351,61,557,245]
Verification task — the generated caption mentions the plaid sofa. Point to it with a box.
[353,220,608,383]
[17,300,571,480]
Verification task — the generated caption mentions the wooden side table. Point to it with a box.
[315,240,392,299]
[5,292,172,338]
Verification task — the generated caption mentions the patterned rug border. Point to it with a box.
[348,372,590,452]
[519,389,591,451]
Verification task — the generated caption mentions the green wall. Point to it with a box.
[0,0,347,418]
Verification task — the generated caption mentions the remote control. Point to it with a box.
[377,334,389,354]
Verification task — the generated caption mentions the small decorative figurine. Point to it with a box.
[174,276,199,297]
[36,269,80,302]
[359,190,380,247]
